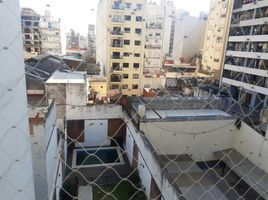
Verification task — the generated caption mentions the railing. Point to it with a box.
[112,43,123,48]
[111,31,124,35]
[111,55,123,59]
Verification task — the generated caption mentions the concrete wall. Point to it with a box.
[0,1,36,199]
[81,119,110,147]
[140,119,236,161]
[234,122,268,173]
[142,76,166,89]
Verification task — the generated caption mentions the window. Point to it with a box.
[134,53,140,57]
[124,52,130,57]
[133,74,139,79]
[155,33,161,36]
[132,84,139,89]
[124,40,130,45]
[125,15,131,21]
[135,28,142,34]
[136,16,142,21]
[123,63,129,68]
[125,2,131,9]
[122,84,128,89]
[123,74,129,79]
[135,40,141,46]
[133,63,139,68]
[136,3,143,10]
[124,27,131,33]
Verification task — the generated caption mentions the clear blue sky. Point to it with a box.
[20,0,211,35]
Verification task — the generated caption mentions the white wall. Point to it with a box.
[125,130,134,166]
[0,1,36,199]
[138,152,152,197]
[140,119,236,161]
[234,122,268,173]
[80,119,110,147]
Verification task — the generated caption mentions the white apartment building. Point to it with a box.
[172,10,208,63]
[96,0,146,96]
[144,2,165,74]
[202,0,233,80]
[221,0,268,134]
[88,24,96,56]
[161,0,176,57]
[40,8,62,55]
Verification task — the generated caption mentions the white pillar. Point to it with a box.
[0,1,35,200]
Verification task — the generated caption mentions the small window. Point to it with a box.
[123,63,129,68]
[134,53,140,57]
[133,63,139,68]
[136,3,143,10]
[122,84,128,89]
[135,28,142,34]
[133,74,139,79]
[100,86,104,88]
[123,74,129,79]
[125,2,132,9]
[124,40,130,45]
[132,84,139,89]
[136,16,142,21]
[125,15,131,21]
[124,27,131,33]
[155,33,161,36]
[135,40,141,46]
[124,52,130,57]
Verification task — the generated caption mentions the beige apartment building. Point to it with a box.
[97,0,146,96]
[202,0,233,80]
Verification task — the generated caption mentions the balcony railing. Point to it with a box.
[111,31,124,35]
[111,55,123,59]
[112,18,124,23]
[112,43,123,48]
[112,4,124,10]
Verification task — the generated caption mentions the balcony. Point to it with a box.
[145,45,161,49]
[112,66,122,72]
[112,18,124,23]
[111,54,123,60]
[111,31,123,35]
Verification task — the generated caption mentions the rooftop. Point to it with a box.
[46,71,87,84]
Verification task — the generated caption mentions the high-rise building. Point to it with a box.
[144,2,165,74]
[201,0,233,80]
[21,8,42,55]
[96,0,146,96]
[172,10,208,63]
[221,0,268,125]
[88,24,96,56]
[161,0,176,57]
[39,8,62,55]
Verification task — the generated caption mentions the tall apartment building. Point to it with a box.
[40,8,62,55]
[161,0,176,57]
[96,0,146,96]
[21,8,42,55]
[88,24,96,56]
[144,2,165,74]
[202,0,233,80]
[221,0,268,124]
[172,10,208,63]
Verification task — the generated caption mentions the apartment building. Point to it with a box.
[144,2,165,74]
[172,10,208,63]
[88,24,96,56]
[202,0,233,80]
[96,0,146,96]
[40,8,62,55]
[161,0,176,57]
[221,0,268,130]
[21,8,42,55]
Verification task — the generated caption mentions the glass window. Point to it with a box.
[136,4,143,10]
[125,2,132,9]
[133,74,139,79]
[133,63,139,68]
[122,84,128,89]
[123,63,129,68]
[136,16,142,21]
[124,40,130,45]
[132,84,139,89]
[134,53,140,57]
[124,27,131,33]
[134,40,141,46]
[124,52,130,57]
[125,15,131,21]
[123,74,129,79]
[135,28,142,34]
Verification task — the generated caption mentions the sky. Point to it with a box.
[20,0,211,35]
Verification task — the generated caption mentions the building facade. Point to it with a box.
[202,0,233,80]
[161,0,176,57]
[172,10,208,63]
[143,2,165,74]
[21,8,42,55]
[221,0,268,133]
[88,24,96,56]
[40,8,62,55]
[96,0,146,96]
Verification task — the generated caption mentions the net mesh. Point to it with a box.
[1,0,268,200]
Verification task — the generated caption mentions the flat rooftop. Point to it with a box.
[46,71,86,84]
[144,109,231,119]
